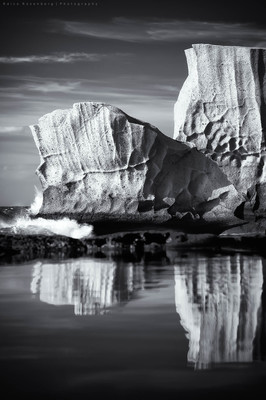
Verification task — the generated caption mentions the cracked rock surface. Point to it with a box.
[174,44,266,216]
[30,102,241,225]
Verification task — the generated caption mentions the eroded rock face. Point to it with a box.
[174,44,266,215]
[30,102,242,225]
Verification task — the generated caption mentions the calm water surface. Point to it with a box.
[0,251,265,399]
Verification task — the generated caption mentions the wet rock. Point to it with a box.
[143,232,170,244]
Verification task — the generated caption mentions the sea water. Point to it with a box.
[0,248,265,399]
[0,188,266,399]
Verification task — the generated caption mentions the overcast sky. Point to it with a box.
[0,0,266,205]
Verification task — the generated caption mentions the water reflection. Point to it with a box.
[31,259,145,315]
[174,254,264,369]
[30,253,266,369]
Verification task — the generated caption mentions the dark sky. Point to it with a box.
[1,0,266,205]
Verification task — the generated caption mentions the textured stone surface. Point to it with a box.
[30,102,242,225]
[174,44,266,215]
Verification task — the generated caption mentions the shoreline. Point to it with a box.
[1,228,266,264]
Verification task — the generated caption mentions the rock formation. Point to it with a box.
[174,44,266,216]
[30,102,242,227]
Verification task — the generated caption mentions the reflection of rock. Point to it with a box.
[30,102,242,225]
[174,44,266,215]
[31,259,144,315]
[174,254,263,369]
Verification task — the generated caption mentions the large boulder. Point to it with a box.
[174,44,266,216]
[30,102,242,226]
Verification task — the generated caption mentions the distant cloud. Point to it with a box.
[55,18,266,47]
[0,126,24,134]
[0,74,177,135]
[0,126,31,141]
[0,52,108,64]
[0,74,178,101]
[61,18,146,42]
[26,81,81,93]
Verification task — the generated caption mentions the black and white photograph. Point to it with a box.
[0,0,266,399]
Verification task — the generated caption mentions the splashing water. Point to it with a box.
[9,216,93,239]
[29,186,43,216]
[0,187,93,239]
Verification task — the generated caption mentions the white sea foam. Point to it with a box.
[29,186,43,216]
[14,216,93,239]
[0,187,93,239]
[0,215,93,239]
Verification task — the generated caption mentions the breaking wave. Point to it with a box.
[0,187,93,239]
[29,186,43,216]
